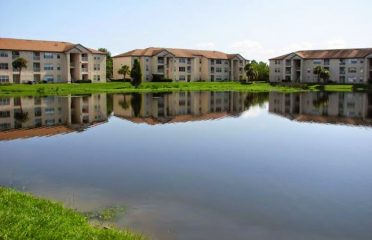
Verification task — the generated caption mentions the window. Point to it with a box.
[44,53,54,59]
[0,63,9,70]
[179,75,186,81]
[44,64,54,70]
[210,59,215,65]
[350,59,358,64]
[33,52,40,60]
[94,75,101,81]
[216,59,222,64]
[12,51,20,59]
[0,98,10,105]
[348,67,357,73]
[339,59,346,65]
[0,75,9,83]
[0,51,8,57]
[179,58,186,63]
[179,67,186,72]
[94,64,100,71]
[57,64,61,71]
[216,76,222,81]
[324,59,330,65]
[94,56,101,60]
[57,54,60,59]
[44,75,54,82]
[216,67,222,73]
[0,111,10,118]
[274,60,281,65]
[45,108,55,115]
[224,68,228,73]
[313,60,322,64]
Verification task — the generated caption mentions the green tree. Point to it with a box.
[244,62,258,82]
[98,48,113,80]
[251,60,269,81]
[13,97,29,127]
[12,57,27,81]
[320,69,330,83]
[130,59,142,87]
[313,66,323,82]
[118,65,130,80]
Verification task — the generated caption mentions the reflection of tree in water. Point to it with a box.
[119,94,130,110]
[313,93,329,109]
[130,93,142,117]
[243,93,269,110]
[14,97,29,127]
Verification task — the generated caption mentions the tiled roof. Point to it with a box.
[270,48,372,60]
[0,38,105,54]
[113,47,246,60]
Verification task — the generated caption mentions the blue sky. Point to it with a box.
[0,0,371,61]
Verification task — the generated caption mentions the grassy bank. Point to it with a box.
[0,82,306,96]
[0,187,143,240]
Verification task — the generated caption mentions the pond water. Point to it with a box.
[0,91,372,240]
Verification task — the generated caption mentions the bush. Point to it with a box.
[74,80,92,83]
[110,79,131,83]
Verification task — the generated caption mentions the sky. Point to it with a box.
[0,0,371,62]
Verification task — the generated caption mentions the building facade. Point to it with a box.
[269,48,372,84]
[113,47,247,82]
[0,38,106,84]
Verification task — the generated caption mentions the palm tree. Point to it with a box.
[118,65,130,80]
[313,66,323,82]
[244,62,258,83]
[14,97,29,127]
[320,69,330,83]
[12,57,28,82]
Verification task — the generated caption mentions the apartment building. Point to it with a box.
[269,92,372,126]
[0,94,107,140]
[269,48,372,84]
[112,47,247,82]
[0,38,106,84]
[112,91,263,124]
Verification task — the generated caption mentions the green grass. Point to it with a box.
[0,82,307,97]
[0,187,144,240]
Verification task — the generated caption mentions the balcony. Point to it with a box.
[33,56,40,61]
[33,68,40,72]
[82,68,88,73]
[82,57,88,62]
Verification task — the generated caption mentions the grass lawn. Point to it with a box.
[0,187,144,240]
[0,82,308,96]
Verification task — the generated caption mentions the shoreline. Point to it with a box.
[0,82,367,97]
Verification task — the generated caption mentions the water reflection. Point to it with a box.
[269,92,372,126]
[0,94,107,140]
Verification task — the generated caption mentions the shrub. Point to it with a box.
[74,80,92,83]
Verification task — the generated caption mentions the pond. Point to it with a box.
[0,91,372,240]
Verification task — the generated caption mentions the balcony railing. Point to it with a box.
[82,68,88,73]
[82,57,88,62]
[285,71,291,75]
[33,68,40,72]
[158,60,164,64]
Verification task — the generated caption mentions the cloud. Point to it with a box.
[196,42,216,50]
[230,40,275,62]
[326,38,348,49]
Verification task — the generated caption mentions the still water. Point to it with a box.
[0,91,372,240]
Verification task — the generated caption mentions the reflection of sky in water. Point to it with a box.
[0,92,372,240]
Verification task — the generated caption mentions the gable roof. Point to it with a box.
[0,38,105,55]
[270,48,372,60]
[113,47,246,60]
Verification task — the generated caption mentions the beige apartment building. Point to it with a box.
[0,94,107,140]
[0,38,106,84]
[269,92,372,126]
[112,47,247,82]
[269,48,372,84]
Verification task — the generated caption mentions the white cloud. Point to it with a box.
[196,42,216,50]
[230,40,275,62]
[326,38,348,49]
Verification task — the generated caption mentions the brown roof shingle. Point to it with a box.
[270,48,372,60]
[113,47,246,60]
[0,38,105,54]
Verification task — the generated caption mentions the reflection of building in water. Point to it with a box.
[269,92,372,126]
[113,92,267,124]
[0,94,107,140]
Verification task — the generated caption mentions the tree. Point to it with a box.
[244,62,258,82]
[130,59,142,87]
[320,69,330,83]
[12,57,27,81]
[313,66,323,82]
[251,60,269,81]
[118,65,130,80]
[313,66,330,83]
[98,48,113,80]
[13,97,29,127]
